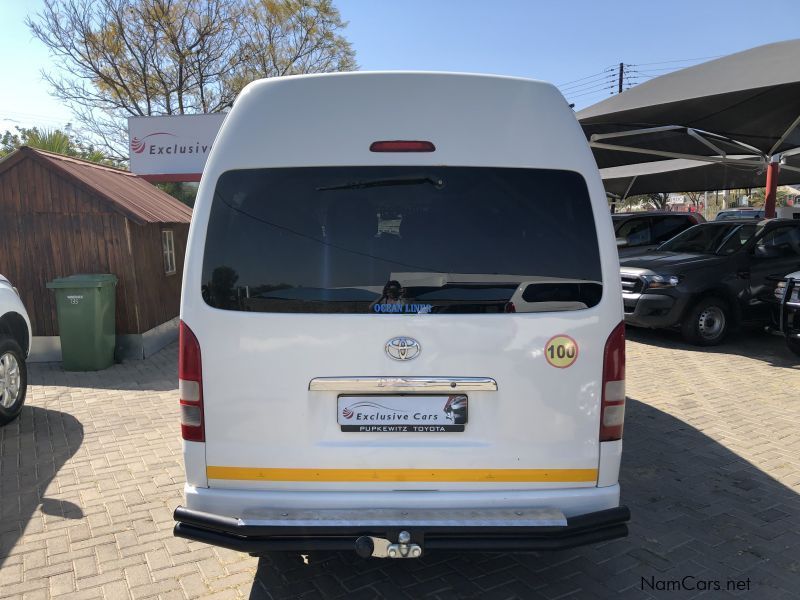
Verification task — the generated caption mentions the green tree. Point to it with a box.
[617,193,671,211]
[157,181,199,207]
[0,126,118,165]
[646,193,670,210]
[28,0,356,158]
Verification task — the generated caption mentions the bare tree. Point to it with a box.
[28,0,356,158]
[238,0,356,79]
[683,191,703,210]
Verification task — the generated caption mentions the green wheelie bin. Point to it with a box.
[46,274,118,371]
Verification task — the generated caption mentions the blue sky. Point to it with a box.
[2,0,799,135]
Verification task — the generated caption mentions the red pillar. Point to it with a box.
[764,159,780,218]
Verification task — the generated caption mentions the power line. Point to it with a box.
[625,70,681,83]
[565,80,617,95]
[624,70,658,78]
[559,72,615,92]
[624,64,699,83]
[559,80,614,94]
[564,61,629,104]
[556,67,615,88]
[559,69,615,86]
[563,79,617,96]
[565,54,722,107]
[633,65,700,72]
[628,66,702,76]
[634,55,722,66]
[1,111,73,128]
[560,77,616,96]
[568,85,616,100]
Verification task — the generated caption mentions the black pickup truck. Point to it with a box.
[619,219,800,345]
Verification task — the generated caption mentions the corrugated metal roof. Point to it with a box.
[6,147,193,225]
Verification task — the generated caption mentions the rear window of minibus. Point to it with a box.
[201,166,603,314]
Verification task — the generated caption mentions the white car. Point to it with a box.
[173,72,629,559]
[0,275,31,425]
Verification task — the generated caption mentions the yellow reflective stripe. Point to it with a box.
[206,466,598,483]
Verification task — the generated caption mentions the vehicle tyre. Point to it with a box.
[787,336,800,357]
[681,297,730,346]
[0,335,27,425]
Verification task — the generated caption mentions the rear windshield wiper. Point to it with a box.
[317,176,444,191]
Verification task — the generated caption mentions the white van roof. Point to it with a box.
[202,71,598,179]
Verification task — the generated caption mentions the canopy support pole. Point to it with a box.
[764,156,780,218]
[768,112,800,156]
[622,175,638,201]
[590,125,767,159]
[589,141,765,166]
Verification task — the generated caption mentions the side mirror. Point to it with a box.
[616,237,628,248]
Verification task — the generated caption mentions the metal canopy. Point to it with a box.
[600,154,800,198]
[578,39,800,169]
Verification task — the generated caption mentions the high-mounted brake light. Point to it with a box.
[369,140,436,153]
[600,321,626,442]
[179,320,204,442]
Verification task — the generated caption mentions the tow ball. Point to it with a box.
[355,531,422,559]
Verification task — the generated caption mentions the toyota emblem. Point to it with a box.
[385,337,421,361]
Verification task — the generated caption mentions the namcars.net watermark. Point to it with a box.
[642,575,751,593]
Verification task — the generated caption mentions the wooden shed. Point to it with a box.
[0,146,192,360]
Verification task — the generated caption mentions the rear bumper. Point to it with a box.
[180,482,621,517]
[173,505,630,553]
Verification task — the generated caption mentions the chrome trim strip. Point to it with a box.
[309,376,498,393]
[241,507,566,528]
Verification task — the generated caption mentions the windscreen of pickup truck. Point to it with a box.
[201,167,603,314]
[658,222,757,255]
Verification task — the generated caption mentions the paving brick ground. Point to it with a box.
[1,326,799,599]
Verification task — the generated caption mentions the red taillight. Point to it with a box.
[369,140,436,153]
[600,321,626,442]
[179,320,204,442]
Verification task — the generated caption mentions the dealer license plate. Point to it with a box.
[338,395,468,433]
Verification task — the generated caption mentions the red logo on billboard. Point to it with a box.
[130,132,176,154]
[342,407,353,419]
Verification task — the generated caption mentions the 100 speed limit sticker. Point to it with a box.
[544,335,578,368]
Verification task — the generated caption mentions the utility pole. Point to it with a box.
[618,62,624,93]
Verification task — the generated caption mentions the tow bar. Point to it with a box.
[355,531,422,558]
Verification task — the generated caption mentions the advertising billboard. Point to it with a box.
[128,113,226,182]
